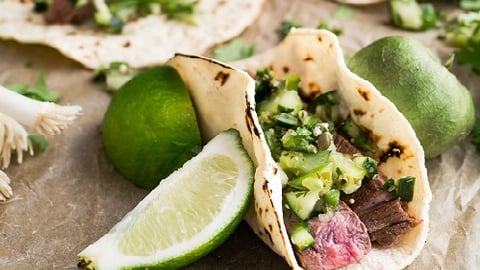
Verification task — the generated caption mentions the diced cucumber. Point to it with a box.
[284,191,319,220]
[288,163,333,192]
[388,0,437,31]
[331,152,365,194]
[279,150,330,177]
[290,222,315,251]
[257,88,303,115]
[388,0,423,30]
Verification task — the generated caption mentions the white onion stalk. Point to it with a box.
[0,84,82,200]
[0,112,33,169]
[0,84,82,136]
[0,170,12,201]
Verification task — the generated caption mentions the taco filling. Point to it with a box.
[32,0,197,33]
[254,68,421,269]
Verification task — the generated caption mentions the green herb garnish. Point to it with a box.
[5,71,59,102]
[213,39,255,62]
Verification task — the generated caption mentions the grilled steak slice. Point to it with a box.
[343,174,394,213]
[356,200,417,233]
[343,174,422,248]
[287,202,371,270]
[334,133,361,155]
[369,219,421,247]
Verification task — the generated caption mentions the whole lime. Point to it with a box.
[102,66,202,189]
[348,36,475,158]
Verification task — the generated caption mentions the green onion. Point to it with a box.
[0,84,82,201]
[398,176,415,202]
[383,178,397,196]
[361,157,378,178]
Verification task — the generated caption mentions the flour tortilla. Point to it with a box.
[167,28,431,269]
[0,0,265,69]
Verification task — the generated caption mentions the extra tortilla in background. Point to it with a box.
[0,0,479,269]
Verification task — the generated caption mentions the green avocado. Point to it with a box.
[347,36,475,158]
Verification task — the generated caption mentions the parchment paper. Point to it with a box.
[1,0,479,269]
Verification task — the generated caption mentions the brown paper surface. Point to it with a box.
[1,0,479,269]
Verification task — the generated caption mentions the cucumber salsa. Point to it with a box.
[254,68,417,252]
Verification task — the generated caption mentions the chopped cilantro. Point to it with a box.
[317,21,343,36]
[442,11,480,72]
[333,4,354,20]
[28,135,49,153]
[213,39,255,62]
[5,71,59,102]
[280,20,303,39]
[456,40,480,73]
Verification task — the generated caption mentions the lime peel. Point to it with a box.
[78,129,254,270]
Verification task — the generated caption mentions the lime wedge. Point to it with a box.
[78,129,254,269]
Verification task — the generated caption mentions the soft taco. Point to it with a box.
[0,0,264,69]
[166,28,431,269]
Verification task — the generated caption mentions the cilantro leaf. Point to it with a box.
[28,135,49,153]
[280,21,303,39]
[5,71,59,102]
[455,40,480,73]
[213,39,255,62]
[333,4,354,20]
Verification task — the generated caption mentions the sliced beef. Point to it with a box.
[45,0,94,25]
[370,219,421,247]
[286,202,371,270]
[333,133,361,155]
[342,174,394,213]
[343,174,422,248]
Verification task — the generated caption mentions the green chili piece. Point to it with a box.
[323,189,340,208]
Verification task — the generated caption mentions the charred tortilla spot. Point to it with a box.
[123,41,131,48]
[329,43,334,49]
[214,71,230,86]
[262,180,269,193]
[371,133,382,145]
[306,82,321,99]
[353,109,366,116]
[245,98,261,137]
[318,35,323,42]
[380,141,405,162]
[264,227,274,244]
[303,54,314,61]
[357,86,371,102]
[282,66,290,74]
